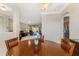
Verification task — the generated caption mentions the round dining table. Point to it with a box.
[8,40,70,56]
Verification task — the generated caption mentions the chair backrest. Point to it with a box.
[61,38,70,52]
[61,37,75,55]
[39,35,44,42]
[5,37,18,50]
[69,42,75,55]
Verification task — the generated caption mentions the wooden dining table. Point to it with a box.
[8,40,70,56]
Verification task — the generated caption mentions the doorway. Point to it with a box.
[63,16,69,38]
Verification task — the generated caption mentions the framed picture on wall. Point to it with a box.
[63,16,69,38]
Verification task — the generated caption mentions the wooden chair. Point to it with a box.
[5,37,18,56]
[39,35,44,42]
[69,42,75,55]
[61,37,75,55]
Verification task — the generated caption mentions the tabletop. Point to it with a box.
[9,40,69,56]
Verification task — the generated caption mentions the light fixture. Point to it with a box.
[0,3,11,11]
[28,40,31,45]
[40,3,49,10]
[40,3,53,11]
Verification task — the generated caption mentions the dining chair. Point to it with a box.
[61,37,75,56]
[5,37,18,56]
[69,42,75,55]
[39,35,44,42]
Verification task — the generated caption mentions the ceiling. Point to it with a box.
[2,3,68,25]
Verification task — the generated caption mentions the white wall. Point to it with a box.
[42,13,61,43]
[61,4,79,40]
[13,6,20,36]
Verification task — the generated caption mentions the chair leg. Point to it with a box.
[6,52,9,56]
[6,51,11,56]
